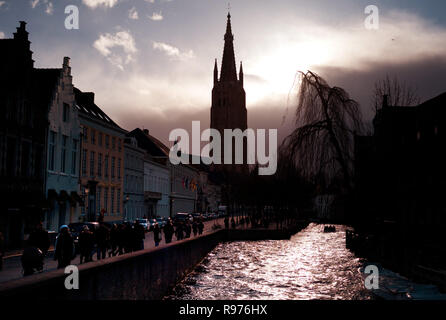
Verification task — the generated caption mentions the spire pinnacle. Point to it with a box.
[220,13,237,82]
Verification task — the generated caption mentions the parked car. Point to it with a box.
[135,218,149,231]
[69,222,100,253]
[173,213,191,226]
[156,218,166,228]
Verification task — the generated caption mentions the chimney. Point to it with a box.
[383,94,389,108]
[143,129,149,136]
[82,92,95,104]
[63,57,71,75]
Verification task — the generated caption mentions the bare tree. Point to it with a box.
[372,75,420,110]
[281,71,363,192]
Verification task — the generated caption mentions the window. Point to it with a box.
[112,137,116,150]
[61,135,68,173]
[111,187,115,215]
[71,139,78,175]
[98,132,103,147]
[49,131,56,171]
[83,127,88,142]
[90,151,95,177]
[117,189,121,214]
[118,139,121,152]
[63,103,70,122]
[118,158,121,179]
[97,153,102,177]
[104,155,109,178]
[111,157,115,178]
[97,187,101,215]
[82,149,87,176]
[105,135,110,149]
[104,188,108,214]
[91,129,96,145]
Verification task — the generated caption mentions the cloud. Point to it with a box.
[30,0,39,9]
[29,0,53,15]
[45,1,53,15]
[93,30,137,70]
[145,0,155,3]
[152,42,194,61]
[0,31,5,39]
[128,6,138,20]
[82,0,118,9]
[148,11,163,21]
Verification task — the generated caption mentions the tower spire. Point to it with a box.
[214,58,218,85]
[220,12,237,82]
[239,61,243,87]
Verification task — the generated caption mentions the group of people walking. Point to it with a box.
[17,217,211,276]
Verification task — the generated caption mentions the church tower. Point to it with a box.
[210,12,248,171]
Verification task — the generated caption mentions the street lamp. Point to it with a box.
[124,194,129,222]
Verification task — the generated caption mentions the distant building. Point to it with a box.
[210,13,248,173]
[354,93,446,227]
[123,135,145,221]
[128,128,171,218]
[43,57,82,232]
[170,161,199,215]
[75,88,126,223]
[0,22,51,248]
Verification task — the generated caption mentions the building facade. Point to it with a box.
[0,22,50,248]
[170,163,199,215]
[75,88,126,223]
[43,57,82,232]
[123,135,145,221]
[128,128,171,218]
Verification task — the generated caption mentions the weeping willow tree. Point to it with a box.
[281,71,363,193]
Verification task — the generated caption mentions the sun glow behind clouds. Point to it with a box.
[246,39,332,104]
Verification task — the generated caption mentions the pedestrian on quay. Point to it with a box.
[95,223,109,260]
[224,216,229,229]
[116,224,125,255]
[0,231,4,271]
[54,225,74,269]
[184,221,191,238]
[231,218,236,229]
[176,222,184,241]
[123,223,133,253]
[164,219,174,244]
[28,222,50,257]
[79,225,94,264]
[198,219,204,235]
[153,222,161,247]
[192,220,198,237]
[134,220,146,251]
[109,224,119,257]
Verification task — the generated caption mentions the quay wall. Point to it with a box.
[0,226,303,300]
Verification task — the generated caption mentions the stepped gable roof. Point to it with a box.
[31,68,61,108]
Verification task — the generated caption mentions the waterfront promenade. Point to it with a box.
[0,218,226,285]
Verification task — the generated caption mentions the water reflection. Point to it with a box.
[167,223,373,300]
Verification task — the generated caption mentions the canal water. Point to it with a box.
[167,223,374,300]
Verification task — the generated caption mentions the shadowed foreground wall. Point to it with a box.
[0,231,222,300]
[0,227,301,300]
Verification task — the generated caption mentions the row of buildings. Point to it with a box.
[0,22,222,249]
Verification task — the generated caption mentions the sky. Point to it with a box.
[1,0,446,146]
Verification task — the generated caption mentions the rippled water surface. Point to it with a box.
[168,223,373,300]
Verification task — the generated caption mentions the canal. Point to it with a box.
[167,223,374,300]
